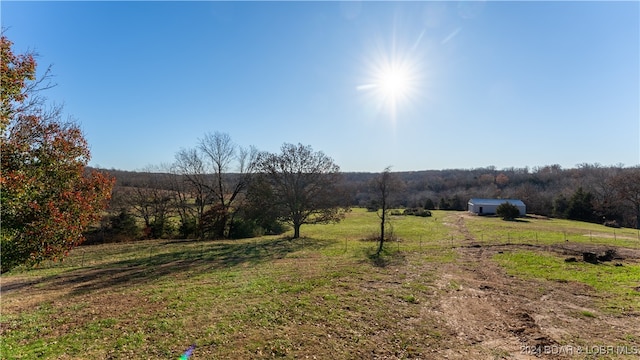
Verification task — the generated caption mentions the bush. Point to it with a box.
[265,221,290,235]
[150,218,176,239]
[229,218,289,239]
[84,211,140,244]
[402,208,432,217]
[603,219,621,228]
[179,217,197,238]
[496,202,520,220]
[229,219,263,239]
[423,198,435,210]
[566,187,595,222]
[109,211,140,239]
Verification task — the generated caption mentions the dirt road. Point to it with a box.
[431,215,639,359]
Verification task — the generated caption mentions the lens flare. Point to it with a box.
[179,344,195,360]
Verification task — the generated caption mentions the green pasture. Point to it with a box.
[463,214,640,248]
[494,251,640,313]
[1,208,638,359]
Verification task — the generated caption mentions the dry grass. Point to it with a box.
[1,209,639,359]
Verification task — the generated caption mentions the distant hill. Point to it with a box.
[90,164,639,228]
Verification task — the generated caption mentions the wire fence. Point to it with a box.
[16,227,640,272]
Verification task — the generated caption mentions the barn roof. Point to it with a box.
[468,198,526,207]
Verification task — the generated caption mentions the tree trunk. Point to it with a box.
[293,223,301,239]
[378,212,385,255]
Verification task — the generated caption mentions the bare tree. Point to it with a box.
[172,132,257,239]
[166,165,198,238]
[612,167,640,229]
[254,143,347,239]
[138,166,175,238]
[371,166,403,255]
[588,166,624,222]
[199,131,257,238]
[173,147,210,239]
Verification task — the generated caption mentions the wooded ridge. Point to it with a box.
[99,164,639,232]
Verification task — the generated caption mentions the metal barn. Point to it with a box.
[468,198,526,216]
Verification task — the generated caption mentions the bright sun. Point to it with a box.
[357,51,421,124]
[377,65,411,100]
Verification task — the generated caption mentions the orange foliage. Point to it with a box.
[1,34,114,272]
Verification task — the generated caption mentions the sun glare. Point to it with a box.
[377,64,411,100]
[357,45,422,125]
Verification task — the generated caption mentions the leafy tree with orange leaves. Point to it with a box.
[0,34,34,130]
[1,34,114,272]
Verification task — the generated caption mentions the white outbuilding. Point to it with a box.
[468,198,526,216]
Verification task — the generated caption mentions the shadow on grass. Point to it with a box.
[500,218,531,223]
[365,248,407,268]
[513,219,531,223]
[2,237,332,295]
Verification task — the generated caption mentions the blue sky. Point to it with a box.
[3,1,639,172]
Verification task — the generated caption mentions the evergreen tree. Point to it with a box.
[566,187,595,222]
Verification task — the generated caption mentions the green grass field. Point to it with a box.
[1,209,639,359]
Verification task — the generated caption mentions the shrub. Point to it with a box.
[229,219,263,239]
[402,208,432,217]
[265,221,290,235]
[229,217,289,239]
[109,211,140,239]
[150,218,176,239]
[603,219,621,228]
[84,211,140,244]
[496,202,520,220]
[566,187,595,222]
[179,217,197,238]
[423,198,435,210]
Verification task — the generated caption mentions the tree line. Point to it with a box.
[98,135,349,243]
[345,164,640,228]
[100,161,640,245]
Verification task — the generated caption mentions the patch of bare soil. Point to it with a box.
[444,214,477,244]
[548,243,640,262]
[582,232,639,241]
[429,217,640,359]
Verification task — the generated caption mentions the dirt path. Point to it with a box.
[430,215,640,359]
[443,213,477,244]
